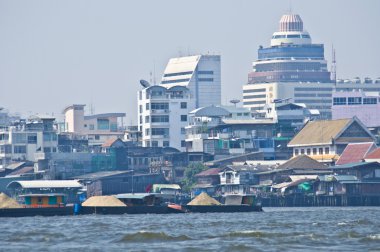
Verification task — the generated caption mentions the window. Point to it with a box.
[295,149,299,156]
[348,97,362,105]
[89,124,94,130]
[145,116,150,123]
[52,147,57,153]
[145,129,150,136]
[43,147,51,153]
[198,71,213,75]
[146,103,150,110]
[14,146,26,154]
[43,133,52,142]
[180,102,187,109]
[363,98,377,104]
[95,135,100,140]
[313,148,317,155]
[151,103,169,110]
[301,149,305,154]
[306,149,311,155]
[151,115,169,123]
[97,119,110,130]
[198,78,214,82]
[152,141,158,147]
[181,140,186,147]
[139,105,143,113]
[333,97,347,105]
[12,133,26,144]
[27,134,37,144]
[110,123,117,132]
[181,128,186,134]
[180,115,187,122]
[325,147,330,154]
[163,141,169,147]
[151,128,169,136]
[319,148,323,154]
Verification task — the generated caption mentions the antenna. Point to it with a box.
[230,99,240,108]
[153,61,156,85]
[289,0,293,13]
[331,45,337,87]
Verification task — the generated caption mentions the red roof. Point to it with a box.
[195,168,222,177]
[101,138,121,148]
[336,142,376,165]
[366,148,380,159]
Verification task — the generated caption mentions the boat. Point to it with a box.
[0,193,74,217]
[79,193,186,215]
[184,193,263,213]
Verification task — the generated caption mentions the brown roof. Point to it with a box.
[101,138,123,148]
[7,166,34,176]
[336,142,376,165]
[195,168,222,177]
[278,155,328,170]
[288,118,351,147]
[366,148,380,159]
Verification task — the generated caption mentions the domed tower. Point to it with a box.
[271,14,311,46]
[243,13,333,119]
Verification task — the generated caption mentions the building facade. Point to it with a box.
[137,85,194,150]
[160,55,221,108]
[62,104,126,147]
[332,90,380,128]
[0,115,58,168]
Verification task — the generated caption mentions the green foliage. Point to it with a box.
[181,162,208,192]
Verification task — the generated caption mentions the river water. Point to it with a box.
[1,207,380,251]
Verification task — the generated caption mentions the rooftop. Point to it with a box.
[336,142,376,165]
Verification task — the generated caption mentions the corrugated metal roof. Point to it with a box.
[366,148,380,159]
[195,168,222,177]
[7,180,82,189]
[336,142,376,165]
[190,106,230,117]
[288,118,351,146]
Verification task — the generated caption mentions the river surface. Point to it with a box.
[1,207,380,251]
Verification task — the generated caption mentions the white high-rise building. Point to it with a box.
[138,54,221,151]
[138,85,194,151]
[161,55,221,108]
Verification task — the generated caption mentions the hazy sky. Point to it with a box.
[1,0,379,124]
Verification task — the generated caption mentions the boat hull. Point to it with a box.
[79,205,185,215]
[185,205,263,213]
[0,207,73,217]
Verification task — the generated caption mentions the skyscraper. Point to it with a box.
[243,13,333,118]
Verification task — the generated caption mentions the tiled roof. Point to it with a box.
[336,142,376,165]
[101,138,123,148]
[366,148,380,159]
[195,168,222,177]
[278,155,328,170]
[288,118,351,146]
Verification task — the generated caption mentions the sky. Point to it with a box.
[0,0,379,124]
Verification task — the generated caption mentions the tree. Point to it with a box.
[181,162,208,192]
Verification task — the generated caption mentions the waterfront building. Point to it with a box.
[137,85,194,150]
[185,105,276,158]
[0,115,58,168]
[332,90,380,133]
[160,55,221,108]
[287,117,376,163]
[62,104,126,148]
[0,108,20,127]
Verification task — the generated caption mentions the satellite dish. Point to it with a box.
[140,79,151,88]
[230,99,240,105]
